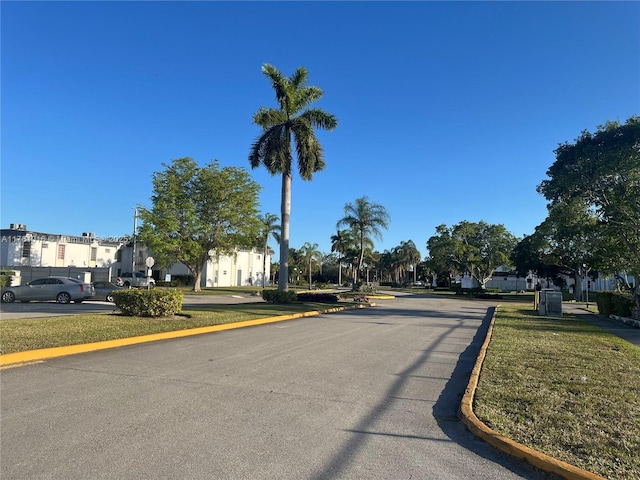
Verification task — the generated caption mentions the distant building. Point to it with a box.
[1,223,123,270]
[1,224,270,287]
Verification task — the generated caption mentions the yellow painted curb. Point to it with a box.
[1,303,370,367]
[458,306,607,480]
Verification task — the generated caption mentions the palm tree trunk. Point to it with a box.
[279,172,292,291]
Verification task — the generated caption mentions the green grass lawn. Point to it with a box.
[475,305,640,480]
[0,302,335,354]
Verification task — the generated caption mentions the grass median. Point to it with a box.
[0,302,338,354]
[474,305,640,480]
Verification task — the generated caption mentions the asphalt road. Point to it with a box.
[1,295,554,479]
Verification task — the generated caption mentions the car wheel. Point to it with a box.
[106,294,114,302]
[57,292,71,304]
[1,291,15,303]
[124,281,131,288]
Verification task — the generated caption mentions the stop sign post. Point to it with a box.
[146,257,155,289]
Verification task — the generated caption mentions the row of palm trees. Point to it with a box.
[259,202,422,288]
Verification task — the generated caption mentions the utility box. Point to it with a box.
[77,271,92,283]
[11,270,21,286]
[538,289,563,316]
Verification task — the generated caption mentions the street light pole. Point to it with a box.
[132,208,137,274]
[583,263,590,309]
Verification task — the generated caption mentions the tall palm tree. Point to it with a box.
[249,64,338,291]
[299,241,322,289]
[259,213,280,288]
[330,229,354,286]
[337,196,390,285]
[400,240,421,283]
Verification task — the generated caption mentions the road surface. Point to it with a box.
[1,295,554,479]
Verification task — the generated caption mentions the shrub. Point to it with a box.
[0,270,14,289]
[296,292,339,303]
[112,289,183,317]
[262,289,298,304]
[595,291,634,317]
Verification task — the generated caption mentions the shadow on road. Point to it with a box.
[433,306,563,479]
[309,303,559,479]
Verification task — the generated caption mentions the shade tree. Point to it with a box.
[537,116,640,316]
[426,221,517,289]
[138,158,262,292]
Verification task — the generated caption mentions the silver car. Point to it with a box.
[1,276,95,304]
[91,280,126,302]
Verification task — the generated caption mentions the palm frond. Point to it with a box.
[291,120,324,180]
[300,108,338,130]
[253,107,286,128]
[261,63,288,109]
[289,66,309,89]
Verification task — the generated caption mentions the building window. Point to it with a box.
[42,243,49,249]
[58,244,65,260]
[22,241,31,258]
[90,247,97,262]
[105,248,111,253]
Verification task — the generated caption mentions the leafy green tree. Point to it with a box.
[299,241,322,289]
[426,221,517,289]
[537,116,640,315]
[426,224,462,286]
[138,158,262,292]
[337,196,390,285]
[259,213,280,288]
[526,198,598,297]
[249,64,338,292]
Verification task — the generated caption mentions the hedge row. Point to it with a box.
[261,289,341,304]
[262,290,298,304]
[112,289,184,317]
[595,291,634,318]
[296,292,339,303]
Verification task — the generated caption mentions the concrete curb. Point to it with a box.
[458,306,607,480]
[0,303,371,367]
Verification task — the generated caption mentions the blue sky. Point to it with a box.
[2,1,638,258]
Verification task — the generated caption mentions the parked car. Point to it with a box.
[91,280,126,302]
[1,276,95,304]
[116,272,156,288]
[412,281,425,287]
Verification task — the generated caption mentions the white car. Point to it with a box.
[1,276,95,304]
[116,272,156,288]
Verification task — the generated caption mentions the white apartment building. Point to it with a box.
[1,224,122,270]
[1,224,271,287]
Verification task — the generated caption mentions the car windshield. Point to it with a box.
[67,278,83,283]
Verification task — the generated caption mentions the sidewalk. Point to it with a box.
[563,303,640,348]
